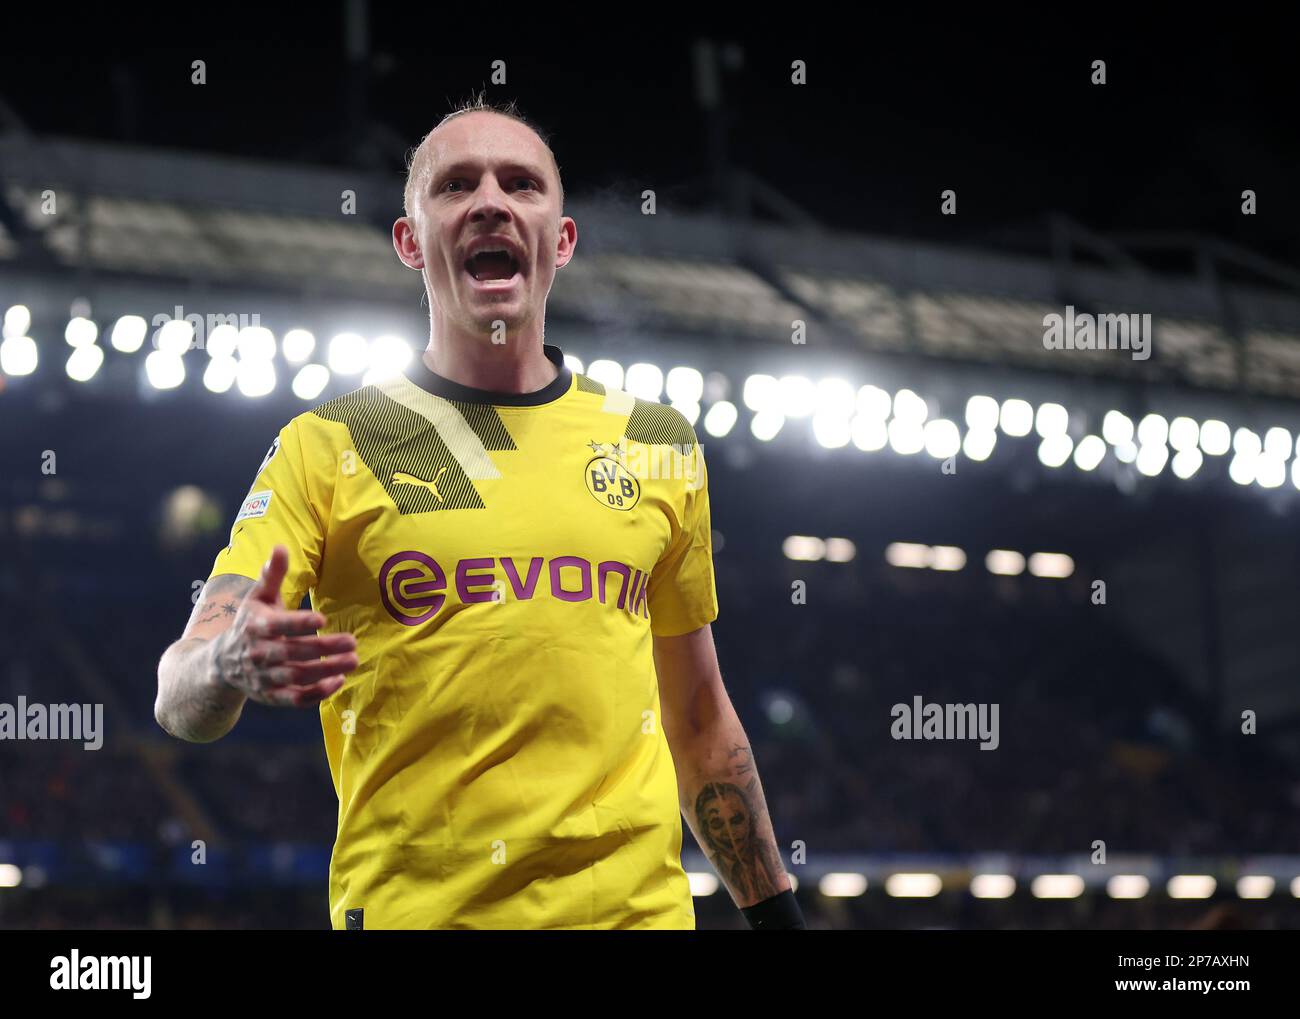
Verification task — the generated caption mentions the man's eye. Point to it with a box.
[441,180,464,193]
[514,179,538,191]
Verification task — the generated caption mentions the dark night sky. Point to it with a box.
[2,12,1296,268]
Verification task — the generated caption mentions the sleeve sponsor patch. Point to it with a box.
[235,489,274,522]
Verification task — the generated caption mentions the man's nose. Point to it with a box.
[468,177,512,223]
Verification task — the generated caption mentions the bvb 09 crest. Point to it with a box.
[584,455,641,511]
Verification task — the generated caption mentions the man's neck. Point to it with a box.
[420,334,557,395]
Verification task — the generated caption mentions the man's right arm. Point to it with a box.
[155,545,358,743]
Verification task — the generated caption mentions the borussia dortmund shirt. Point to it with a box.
[207,342,718,929]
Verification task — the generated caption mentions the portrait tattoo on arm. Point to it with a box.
[693,743,786,903]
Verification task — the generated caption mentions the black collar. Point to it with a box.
[404,343,572,406]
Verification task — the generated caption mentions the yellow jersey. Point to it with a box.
[207,342,718,929]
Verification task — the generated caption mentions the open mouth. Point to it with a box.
[464,250,522,287]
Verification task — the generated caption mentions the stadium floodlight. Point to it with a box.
[777,374,817,418]
[851,415,888,452]
[1292,876,1300,898]
[970,874,1015,899]
[0,335,38,375]
[1263,427,1292,460]
[1168,416,1199,452]
[236,357,276,398]
[965,395,1000,431]
[674,401,701,426]
[587,358,624,391]
[750,410,784,442]
[742,373,778,412]
[625,362,664,401]
[1136,413,1168,447]
[1293,459,1300,491]
[3,304,31,339]
[999,398,1033,437]
[824,537,856,562]
[236,325,276,361]
[783,536,825,561]
[930,545,966,571]
[812,412,852,449]
[206,323,239,359]
[1037,434,1073,468]
[1236,876,1275,899]
[563,353,585,375]
[687,872,720,897]
[203,355,238,394]
[985,549,1025,576]
[157,319,195,356]
[962,428,996,462]
[1034,402,1068,438]
[1232,427,1262,457]
[923,419,961,459]
[0,864,21,888]
[885,542,930,569]
[1199,419,1231,455]
[887,417,925,455]
[766,696,795,724]
[64,316,98,348]
[1030,875,1084,899]
[66,344,104,382]
[281,328,316,364]
[665,366,704,405]
[1228,452,1256,486]
[1167,875,1216,899]
[1106,875,1150,899]
[885,873,942,898]
[1256,456,1286,489]
[819,873,868,897]
[1027,552,1074,578]
[292,364,330,401]
[145,350,185,389]
[703,400,737,437]
[816,377,856,419]
[856,384,891,420]
[1171,447,1203,480]
[1101,409,1134,446]
[110,315,147,353]
[1114,440,1137,464]
[363,335,413,384]
[328,332,370,375]
[1135,443,1169,477]
[1073,435,1106,471]
[892,388,928,425]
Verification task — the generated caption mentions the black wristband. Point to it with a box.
[741,889,806,930]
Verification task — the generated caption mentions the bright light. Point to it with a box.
[675,401,701,426]
[587,358,624,391]
[157,319,195,356]
[1236,875,1275,899]
[887,418,925,455]
[206,324,239,359]
[0,335,38,375]
[962,428,996,461]
[666,366,704,404]
[703,401,737,437]
[1106,875,1150,899]
[778,375,816,417]
[563,353,585,374]
[203,355,238,393]
[892,388,928,425]
[1136,444,1169,477]
[292,364,330,400]
[970,874,1015,899]
[930,545,966,571]
[1030,875,1084,899]
[1027,552,1074,578]
[856,384,891,419]
[0,864,21,888]
[751,410,784,441]
[965,395,1000,431]
[3,304,31,339]
[625,362,665,401]
[1171,448,1203,480]
[363,335,412,384]
[985,549,1025,576]
[1169,416,1199,452]
[1264,427,1292,460]
[1114,440,1137,464]
[812,413,852,449]
[743,373,778,412]
[816,377,856,418]
[1293,459,1300,491]
[687,872,720,897]
[1257,456,1286,489]
[66,344,104,382]
[1233,427,1262,457]
[819,873,868,897]
[1167,875,1216,899]
[923,419,961,459]
[145,350,185,389]
[110,315,147,353]
[1137,413,1169,447]
[852,415,888,452]
[64,316,98,347]
[999,398,1033,437]
[885,542,930,569]
[282,328,316,364]
[236,325,276,361]
[885,873,942,897]
[1200,420,1231,455]
[1228,452,1256,486]
[1073,435,1106,471]
[783,535,826,561]
[328,332,370,375]
[1102,410,1134,446]
[1035,402,1068,437]
[236,358,276,397]
[824,538,856,562]
[1038,434,1073,468]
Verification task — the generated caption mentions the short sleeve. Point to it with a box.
[207,417,325,609]
[647,438,719,636]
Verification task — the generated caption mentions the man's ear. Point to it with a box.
[554,216,578,270]
[392,217,424,270]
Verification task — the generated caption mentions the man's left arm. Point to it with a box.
[654,623,805,928]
